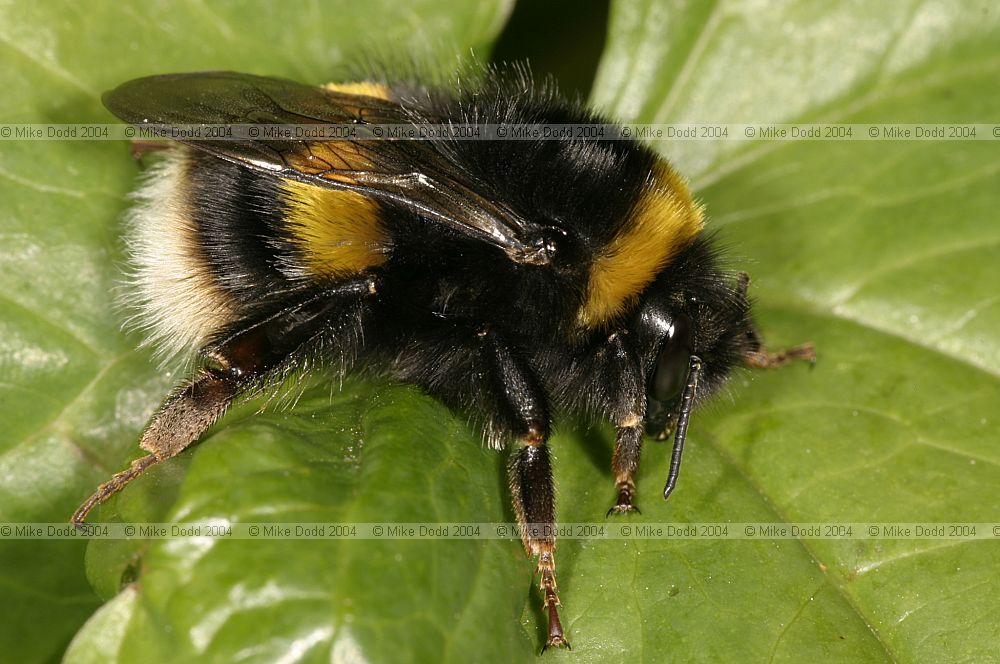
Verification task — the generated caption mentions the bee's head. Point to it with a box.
[628,240,758,439]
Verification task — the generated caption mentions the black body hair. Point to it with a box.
[176,72,754,439]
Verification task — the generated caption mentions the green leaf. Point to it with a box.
[575,0,999,661]
[0,2,511,662]
[73,382,533,662]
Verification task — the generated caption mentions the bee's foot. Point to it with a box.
[606,502,641,517]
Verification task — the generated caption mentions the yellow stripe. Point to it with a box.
[578,161,704,329]
[281,180,388,279]
[322,82,393,100]
[280,81,394,268]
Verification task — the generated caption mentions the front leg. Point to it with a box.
[744,342,816,369]
[738,272,817,368]
[609,423,643,515]
[597,333,646,516]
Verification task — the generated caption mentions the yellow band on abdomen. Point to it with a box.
[281,179,389,279]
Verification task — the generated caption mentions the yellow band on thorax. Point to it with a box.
[577,161,704,329]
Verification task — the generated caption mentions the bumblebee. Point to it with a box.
[73,68,813,649]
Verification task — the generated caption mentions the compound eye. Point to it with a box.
[650,313,694,402]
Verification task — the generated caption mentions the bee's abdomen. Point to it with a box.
[124,149,239,359]
[126,148,391,359]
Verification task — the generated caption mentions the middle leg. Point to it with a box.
[483,331,569,650]
[390,323,568,648]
